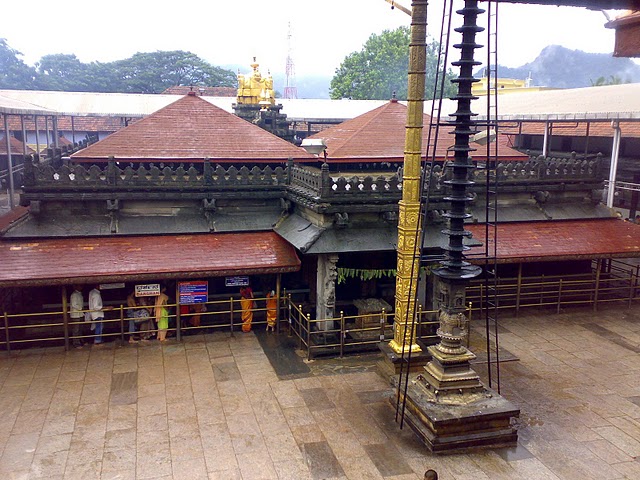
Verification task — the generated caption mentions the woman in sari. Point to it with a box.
[155,286,169,342]
[240,287,254,333]
[266,290,277,332]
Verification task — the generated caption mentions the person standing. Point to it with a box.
[69,285,84,348]
[265,289,277,332]
[88,284,109,345]
[240,286,254,333]
[155,285,169,342]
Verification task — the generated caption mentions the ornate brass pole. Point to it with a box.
[389,0,427,355]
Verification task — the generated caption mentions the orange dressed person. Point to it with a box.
[266,289,277,332]
[240,286,254,333]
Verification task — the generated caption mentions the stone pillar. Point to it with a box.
[315,254,339,331]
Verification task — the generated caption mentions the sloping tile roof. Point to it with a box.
[467,218,640,263]
[6,115,131,133]
[310,99,527,162]
[502,120,640,138]
[70,94,315,163]
[0,231,300,287]
[0,136,35,155]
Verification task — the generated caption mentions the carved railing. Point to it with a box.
[472,153,603,185]
[24,157,288,190]
[289,163,403,202]
[23,153,602,199]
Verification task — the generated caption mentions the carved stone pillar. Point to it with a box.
[316,254,339,331]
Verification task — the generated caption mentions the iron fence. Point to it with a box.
[1,260,638,355]
[466,259,640,315]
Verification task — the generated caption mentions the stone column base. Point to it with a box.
[391,374,520,453]
[377,341,432,379]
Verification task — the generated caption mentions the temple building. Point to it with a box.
[0,85,639,353]
[232,59,294,143]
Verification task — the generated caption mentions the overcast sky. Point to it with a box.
[2,1,631,79]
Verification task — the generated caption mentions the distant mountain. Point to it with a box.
[490,45,640,88]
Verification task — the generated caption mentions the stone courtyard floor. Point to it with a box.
[0,305,640,479]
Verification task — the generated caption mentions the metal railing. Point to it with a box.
[0,294,281,353]
[466,260,640,315]
[286,300,442,360]
[1,260,638,354]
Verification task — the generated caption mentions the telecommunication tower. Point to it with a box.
[283,22,298,99]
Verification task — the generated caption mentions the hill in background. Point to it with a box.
[490,45,640,88]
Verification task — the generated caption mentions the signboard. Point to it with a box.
[225,276,249,287]
[135,283,160,297]
[178,281,208,304]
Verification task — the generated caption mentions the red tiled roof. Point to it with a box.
[0,136,35,155]
[6,115,130,133]
[502,121,640,138]
[161,86,236,97]
[310,99,527,162]
[70,94,314,163]
[467,219,640,263]
[0,231,300,287]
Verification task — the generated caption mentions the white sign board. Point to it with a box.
[135,284,160,297]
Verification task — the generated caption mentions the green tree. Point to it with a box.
[0,40,236,94]
[36,54,89,90]
[113,51,236,94]
[0,38,38,89]
[330,27,456,101]
[590,75,630,87]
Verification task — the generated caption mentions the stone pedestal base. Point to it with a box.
[392,374,519,453]
[377,342,432,379]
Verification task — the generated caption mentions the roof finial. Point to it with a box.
[391,91,398,103]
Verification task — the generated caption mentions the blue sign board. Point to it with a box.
[178,281,208,304]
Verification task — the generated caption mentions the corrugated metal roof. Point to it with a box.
[472,83,640,122]
[0,231,301,287]
[0,90,177,117]
[0,94,55,115]
[2,83,640,124]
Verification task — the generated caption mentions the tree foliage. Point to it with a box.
[0,39,38,89]
[0,39,236,93]
[590,75,630,87]
[330,27,457,101]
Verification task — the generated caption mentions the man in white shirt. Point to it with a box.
[89,284,108,345]
[69,285,84,348]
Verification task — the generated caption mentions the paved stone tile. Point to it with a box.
[300,387,335,412]
[172,457,208,480]
[109,371,137,405]
[63,459,102,479]
[300,440,345,480]
[364,443,413,477]
[4,306,640,479]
